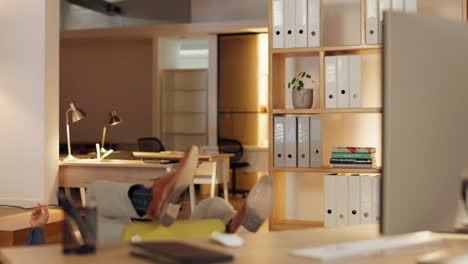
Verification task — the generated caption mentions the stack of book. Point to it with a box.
[330,147,376,169]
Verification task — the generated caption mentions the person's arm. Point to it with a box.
[26,204,49,246]
[26,227,46,245]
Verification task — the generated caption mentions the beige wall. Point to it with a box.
[191,0,267,22]
[0,0,60,206]
[60,39,153,149]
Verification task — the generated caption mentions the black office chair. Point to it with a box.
[218,138,249,196]
[137,137,165,152]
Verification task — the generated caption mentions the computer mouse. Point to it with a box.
[210,231,245,248]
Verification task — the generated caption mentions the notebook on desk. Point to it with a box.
[130,241,233,264]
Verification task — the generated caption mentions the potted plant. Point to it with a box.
[288,72,316,109]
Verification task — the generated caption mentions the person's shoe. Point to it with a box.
[229,175,274,233]
[149,145,199,227]
[147,171,178,221]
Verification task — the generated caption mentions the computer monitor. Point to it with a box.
[381,12,468,235]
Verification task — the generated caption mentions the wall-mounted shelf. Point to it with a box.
[272,167,382,174]
[272,45,382,55]
[272,108,382,115]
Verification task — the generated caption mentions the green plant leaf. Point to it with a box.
[306,74,311,78]
[297,86,302,91]
[288,82,291,88]
[292,78,296,84]
[301,72,306,78]
[299,80,304,86]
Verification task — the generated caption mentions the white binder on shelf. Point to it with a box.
[366,0,379,44]
[392,0,404,11]
[295,0,308,47]
[349,55,362,108]
[284,116,297,167]
[272,0,285,48]
[324,175,337,227]
[297,116,310,168]
[348,175,361,225]
[378,0,391,43]
[325,56,337,108]
[360,175,373,224]
[284,0,296,48]
[371,176,381,224]
[335,176,349,226]
[274,116,285,167]
[307,0,320,47]
[309,116,322,168]
[337,56,350,108]
[405,0,417,13]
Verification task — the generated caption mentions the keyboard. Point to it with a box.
[291,231,442,261]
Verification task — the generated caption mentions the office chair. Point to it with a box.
[137,137,165,152]
[218,138,249,197]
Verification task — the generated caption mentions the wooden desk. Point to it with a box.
[3,225,468,263]
[59,160,174,188]
[134,152,234,199]
[59,160,174,206]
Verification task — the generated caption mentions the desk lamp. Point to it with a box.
[65,102,87,161]
[101,110,122,153]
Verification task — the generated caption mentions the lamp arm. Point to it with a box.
[65,108,72,157]
[101,125,107,150]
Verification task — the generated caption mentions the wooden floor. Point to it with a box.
[0,208,27,218]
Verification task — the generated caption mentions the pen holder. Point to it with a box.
[60,193,97,254]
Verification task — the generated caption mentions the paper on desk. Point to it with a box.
[291,231,442,261]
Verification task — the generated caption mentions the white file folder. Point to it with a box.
[337,56,350,108]
[274,116,285,167]
[284,0,296,48]
[309,116,322,168]
[371,176,381,224]
[348,175,361,225]
[392,0,404,11]
[324,175,337,227]
[349,55,362,108]
[297,116,310,168]
[295,0,308,47]
[360,176,373,224]
[272,0,285,48]
[285,116,297,167]
[325,56,337,108]
[335,176,349,226]
[378,0,391,43]
[405,0,417,13]
[366,0,379,44]
[307,0,320,47]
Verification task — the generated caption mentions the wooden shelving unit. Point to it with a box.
[268,0,467,230]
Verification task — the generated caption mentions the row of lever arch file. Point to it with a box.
[272,0,320,48]
[325,55,362,109]
[274,115,322,168]
[272,0,417,48]
[324,174,381,227]
[366,0,417,44]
